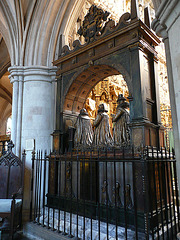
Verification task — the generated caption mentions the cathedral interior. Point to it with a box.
[0,0,179,239]
[0,0,173,153]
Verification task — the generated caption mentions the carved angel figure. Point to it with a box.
[92,103,113,147]
[112,94,130,146]
[74,108,93,148]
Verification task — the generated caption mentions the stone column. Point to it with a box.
[9,74,19,153]
[9,65,57,221]
[9,66,57,159]
[22,66,57,162]
[9,66,56,156]
[152,14,180,187]
[16,73,24,156]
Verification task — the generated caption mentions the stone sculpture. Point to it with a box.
[63,162,75,198]
[112,182,123,207]
[92,103,113,147]
[125,184,133,209]
[101,180,111,205]
[112,94,130,147]
[74,108,93,148]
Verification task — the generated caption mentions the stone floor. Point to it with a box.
[35,207,147,240]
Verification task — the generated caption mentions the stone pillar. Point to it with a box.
[149,1,180,236]
[22,66,57,162]
[152,1,180,190]
[9,66,57,158]
[9,75,19,153]
[9,65,57,221]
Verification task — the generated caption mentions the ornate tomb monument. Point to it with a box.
[47,1,170,235]
[52,2,163,151]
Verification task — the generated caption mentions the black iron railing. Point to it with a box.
[30,147,179,240]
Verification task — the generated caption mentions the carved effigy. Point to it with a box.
[101,180,111,205]
[112,94,130,147]
[92,103,113,147]
[77,5,110,42]
[63,162,75,198]
[74,108,93,148]
[112,182,123,207]
[125,184,133,209]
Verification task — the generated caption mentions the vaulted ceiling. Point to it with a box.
[0,0,160,67]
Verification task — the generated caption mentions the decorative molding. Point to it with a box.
[151,18,168,40]
[61,7,132,57]
[77,5,110,43]
[152,0,179,38]
[8,66,57,83]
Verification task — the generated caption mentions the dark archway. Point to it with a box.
[63,64,130,114]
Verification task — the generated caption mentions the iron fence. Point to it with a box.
[30,147,179,240]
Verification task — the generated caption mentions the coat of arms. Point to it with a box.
[77,5,110,42]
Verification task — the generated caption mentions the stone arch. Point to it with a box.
[24,0,79,66]
[63,63,131,114]
[49,0,85,63]
[0,70,12,135]
[0,10,15,65]
[0,37,12,121]
[0,36,11,77]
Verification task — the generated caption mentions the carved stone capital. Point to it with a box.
[8,65,57,83]
[151,18,168,41]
